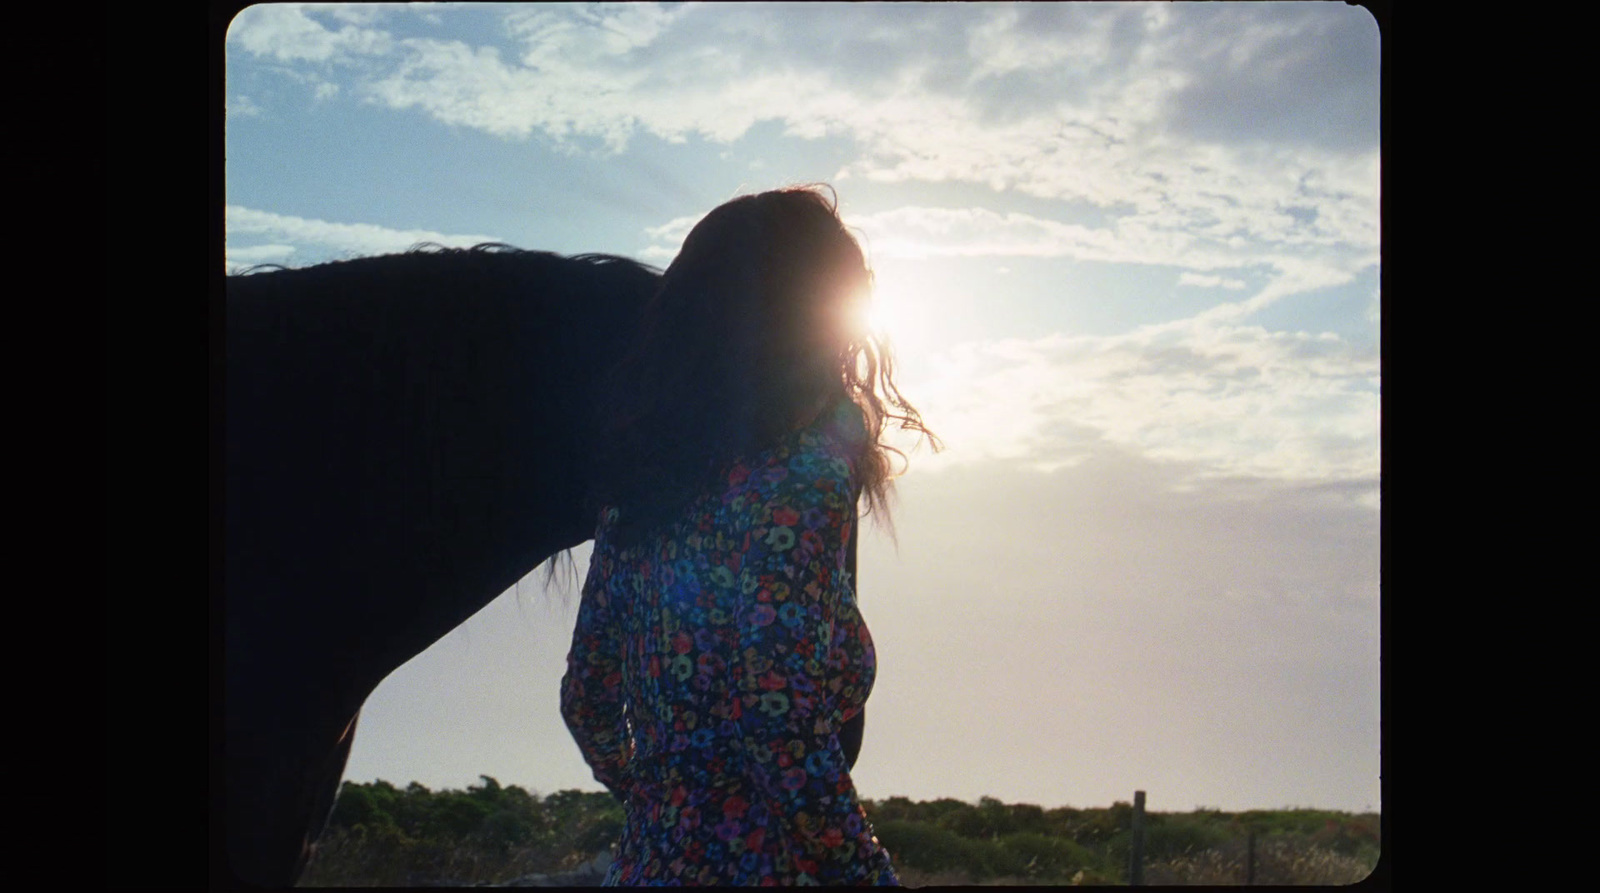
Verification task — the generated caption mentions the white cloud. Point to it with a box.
[898,318,1378,486]
[635,214,697,260]
[226,94,262,118]
[227,242,296,262]
[228,4,1379,278]
[227,3,395,64]
[842,206,1161,263]
[225,206,503,261]
[1179,272,1246,289]
[506,3,690,61]
[321,4,390,27]
[783,203,1369,330]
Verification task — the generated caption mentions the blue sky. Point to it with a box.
[225,2,1380,814]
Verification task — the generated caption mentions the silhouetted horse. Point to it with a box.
[224,245,657,887]
[223,244,866,888]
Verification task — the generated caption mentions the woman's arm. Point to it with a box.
[733,443,886,884]
[838,515,864,771]
[559,555,632,803]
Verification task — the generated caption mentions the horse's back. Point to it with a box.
[223,248,656,887]
[226,249,653,676]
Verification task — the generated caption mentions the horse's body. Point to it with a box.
[224,246,659,887]
[223,244,866,888]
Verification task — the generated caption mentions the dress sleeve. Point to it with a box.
[560,544,633,803]
[732,421,883,885]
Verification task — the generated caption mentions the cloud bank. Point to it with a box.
[896,321,1377,487]
[228,3,1379,275]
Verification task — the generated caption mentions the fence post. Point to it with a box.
[1246,828,1256,885]
[1129,790,1146,886]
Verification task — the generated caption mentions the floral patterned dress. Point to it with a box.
[561,398,899,886]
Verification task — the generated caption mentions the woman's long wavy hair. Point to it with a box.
[589,185,939,547]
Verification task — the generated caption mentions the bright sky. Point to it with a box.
[225,2,1380,815]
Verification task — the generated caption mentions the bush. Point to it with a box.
[1139,813,1232,861]
[432,793,493,838]
[573,811,625,855]
[996,832,1101,880]
[1143,836,1377,886]
[1005,803,1051,837]
[300,823,417,887]
[1072,801,1132,846]
[303,782,623,886]
[874,820,971,874]
[479,809,536,852]
[1310,813,1381,862]
[940,803,999,840]
[327,784,392,831]
[873,820,1028,880]
[303,787,1379,887]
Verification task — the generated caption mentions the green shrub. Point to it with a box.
[996,831,1101,880]
[939,803,997,840]
[1138,813,1232,861]
[874,820,1028,880]
[303,787,1379,887]
[908,797,972,824]
[1072,801,1132,845]
[573,811,625,855]
[432,793,493,838]
[1005,802,1050,837]
[479,809,536,852]
[327,783,393,831]
[874,819,971,874]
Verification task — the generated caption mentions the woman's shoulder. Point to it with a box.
[779,397,863,488]
[683,398,862,520]
[783,397,862,469]
[808,396,868,450]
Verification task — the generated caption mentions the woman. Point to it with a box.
[561,185,937,885]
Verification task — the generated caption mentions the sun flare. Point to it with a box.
[864,268,920,352]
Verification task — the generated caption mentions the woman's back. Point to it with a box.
[562,398,898,885]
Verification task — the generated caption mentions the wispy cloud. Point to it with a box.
[226,94,263,118]
[1178,272,1247,290]
[637,214,698,260]
[228,3,1379,270]
[227,3,396,63]
[899,320,1378,486]
[645,201,1366,302]
[225,205,503,269]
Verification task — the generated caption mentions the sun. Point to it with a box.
[862,267,922,353]
[865,298,891,342]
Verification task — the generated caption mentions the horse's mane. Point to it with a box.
[228,242,662,279]
[225,241,664,595]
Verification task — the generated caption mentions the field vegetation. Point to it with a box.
[298,777,1380,886]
